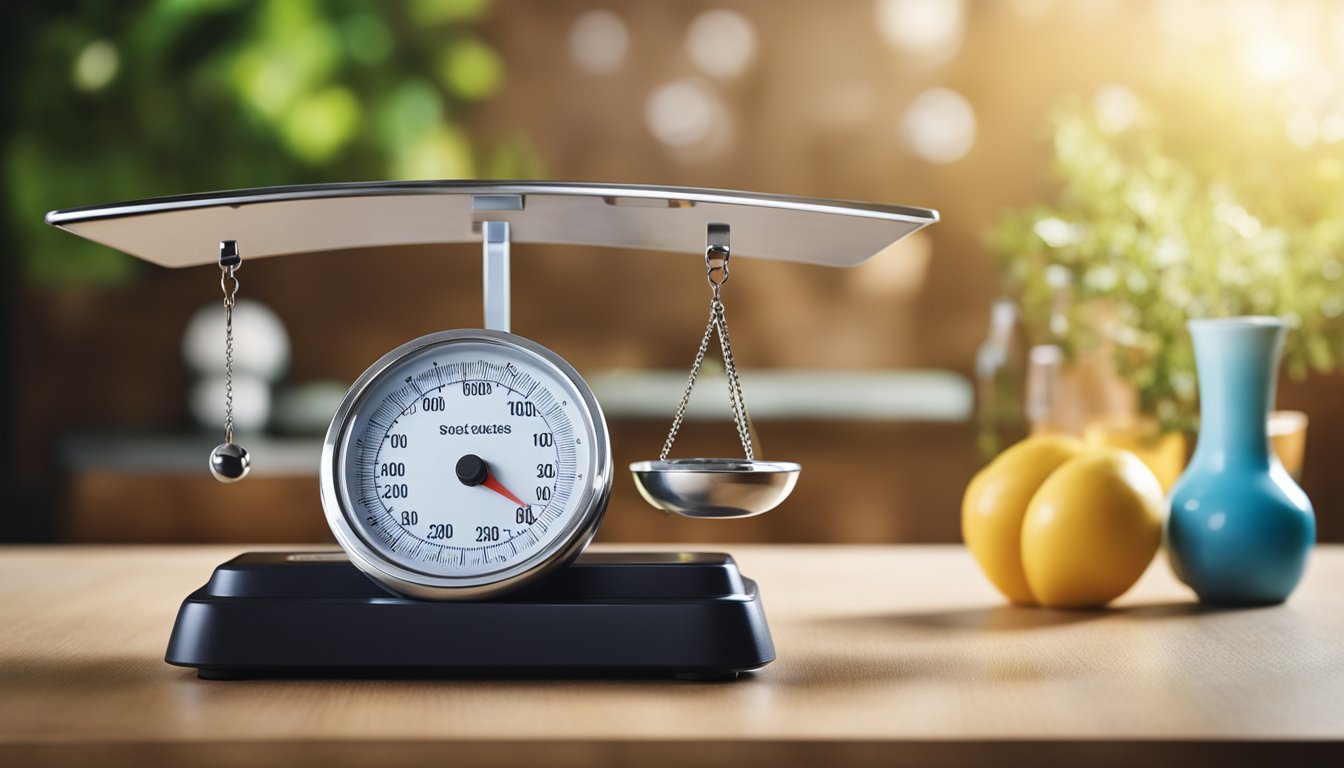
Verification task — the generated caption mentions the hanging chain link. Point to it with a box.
[713,292,754,460]
[659,243,755,461]
[220,264,239,445]
[660,299,717,461]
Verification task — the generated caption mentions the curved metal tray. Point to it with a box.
[46,180,937,269]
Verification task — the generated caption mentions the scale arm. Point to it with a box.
[45,180,938,269]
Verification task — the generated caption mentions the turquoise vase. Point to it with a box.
[1167,317,1315,605]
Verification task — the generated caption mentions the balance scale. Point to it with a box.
[48,182,937,680]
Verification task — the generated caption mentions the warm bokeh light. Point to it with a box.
[644,77,733,158]
[1321,113,1344,144]
[1285,110,1319,148]
[1242,33,1304,84]
[876,0,964,64]
[902,87,976,164]
[568,9,628,75]
[1092,84,1140,135]
[686,9,757,80]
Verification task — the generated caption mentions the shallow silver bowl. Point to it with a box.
[629,458,802,519]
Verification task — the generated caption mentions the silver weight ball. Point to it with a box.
[209,442,251,483]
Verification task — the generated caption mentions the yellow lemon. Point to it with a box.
[1021,449,1164,608]
[961,435,1084,604]
[1082,418,1187,493]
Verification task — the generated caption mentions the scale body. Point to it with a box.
[165,551,774,680]
[47,181,937,680]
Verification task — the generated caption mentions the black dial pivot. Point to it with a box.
[456,454,489,487]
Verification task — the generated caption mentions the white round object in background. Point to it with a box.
[686,9,757,80]
[901,87,977,164]
[1094,84,1140,135]
[644,77,736,161]
[182,299,290,381]
[569,9,629,74]
[646,78,719,148]
[190,373,272,434]
[876,0,965,64]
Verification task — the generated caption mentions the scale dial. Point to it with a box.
[320,329,611,600]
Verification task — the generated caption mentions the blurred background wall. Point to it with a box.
[4,0,1342,544]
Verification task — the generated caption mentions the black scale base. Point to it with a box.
[166,551,775,681]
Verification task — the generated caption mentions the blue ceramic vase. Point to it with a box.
[1167,317,1315,605]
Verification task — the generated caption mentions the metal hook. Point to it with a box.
[706,223,731,287]
[219,240,241,268]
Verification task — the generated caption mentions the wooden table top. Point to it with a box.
[1,544,1341,767]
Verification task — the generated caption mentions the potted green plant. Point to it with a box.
[992,88,1344,480]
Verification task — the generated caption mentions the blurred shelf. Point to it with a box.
[588,369,972,422]
[60,369,971,476]
[61,434,323,477]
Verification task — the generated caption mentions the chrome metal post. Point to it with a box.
[482,220,510,333]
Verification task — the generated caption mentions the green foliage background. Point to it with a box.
[6,0,540,285]
[994,90,1344,433]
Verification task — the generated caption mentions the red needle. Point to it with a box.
[482,474,529,509]
[456,454,530,509]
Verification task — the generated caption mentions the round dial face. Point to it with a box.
[321,330,611,600]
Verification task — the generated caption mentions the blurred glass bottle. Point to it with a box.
[1025,270,1074,437]
[974,299,1028,458]
[1025,344,1066,435]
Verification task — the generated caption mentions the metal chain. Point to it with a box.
[712,294,754,460]
[659,244,756,461]
[659,300,717,461]
[220,265,239,445]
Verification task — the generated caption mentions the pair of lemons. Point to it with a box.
[962,436,1166,608]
